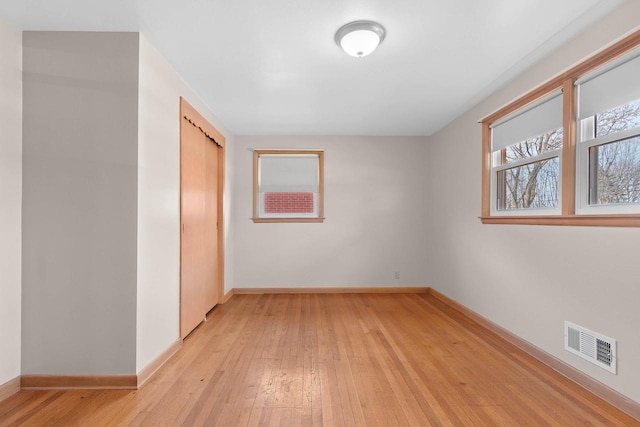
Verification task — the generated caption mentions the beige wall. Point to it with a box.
[7,1,639,406]
[22,32,139,375]
[17,30,235,376]
[426,1,640,402]
[233,135,429,288]
[0,16,22,386]
[136,35,235,372]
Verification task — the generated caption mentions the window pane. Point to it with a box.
[497,157,559,210]
[502,128,563,165]
[589,136,640,205]
[594,100,640,139]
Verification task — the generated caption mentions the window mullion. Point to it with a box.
[481,122,492,217]
[561,78,577,216]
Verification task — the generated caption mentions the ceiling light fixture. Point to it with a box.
[335,20,386,58]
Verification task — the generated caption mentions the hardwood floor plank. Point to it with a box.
[1,293,638,426]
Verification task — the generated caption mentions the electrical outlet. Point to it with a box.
[394,271,400,280]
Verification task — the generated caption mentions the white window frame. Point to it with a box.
[576,123,640,215]
[490,148,562,216]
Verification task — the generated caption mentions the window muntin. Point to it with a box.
[253,150,324,222]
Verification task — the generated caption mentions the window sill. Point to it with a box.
[252,217,325,223]
[479,214,640,227]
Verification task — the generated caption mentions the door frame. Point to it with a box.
[179,97,226,337]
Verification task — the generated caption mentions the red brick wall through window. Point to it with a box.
[264,192,314,214]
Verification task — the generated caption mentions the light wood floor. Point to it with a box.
[1,293,637,426]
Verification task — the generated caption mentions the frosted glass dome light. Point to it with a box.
[335,21,386,58]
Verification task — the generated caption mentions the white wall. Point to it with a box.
[233,135,429,288]
[426,1,640,403]
[136,35,235,372]
[22,32,139,375]
[0,16,22,387]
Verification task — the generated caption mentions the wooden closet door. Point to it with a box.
[180,122,207,338]
[203,139,219,311]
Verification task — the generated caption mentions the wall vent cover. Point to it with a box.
[564,321,616,374]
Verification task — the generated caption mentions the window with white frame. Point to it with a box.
[576,52,640,214]
[481,29,640,227]
[490,92,563,215]
[253,149,325,223]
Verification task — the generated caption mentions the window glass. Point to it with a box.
[594,100,640,139]
[503,128,563,164]
[497,157,559,210]
[589,136,640,205]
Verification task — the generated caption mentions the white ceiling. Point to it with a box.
[0,0,626,136]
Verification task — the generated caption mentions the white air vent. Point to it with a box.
[564,321,616,374]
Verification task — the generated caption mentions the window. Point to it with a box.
[253,149,324,223]
[576,53,640,214]
[481,29,640,227]
[490,93,563,215]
